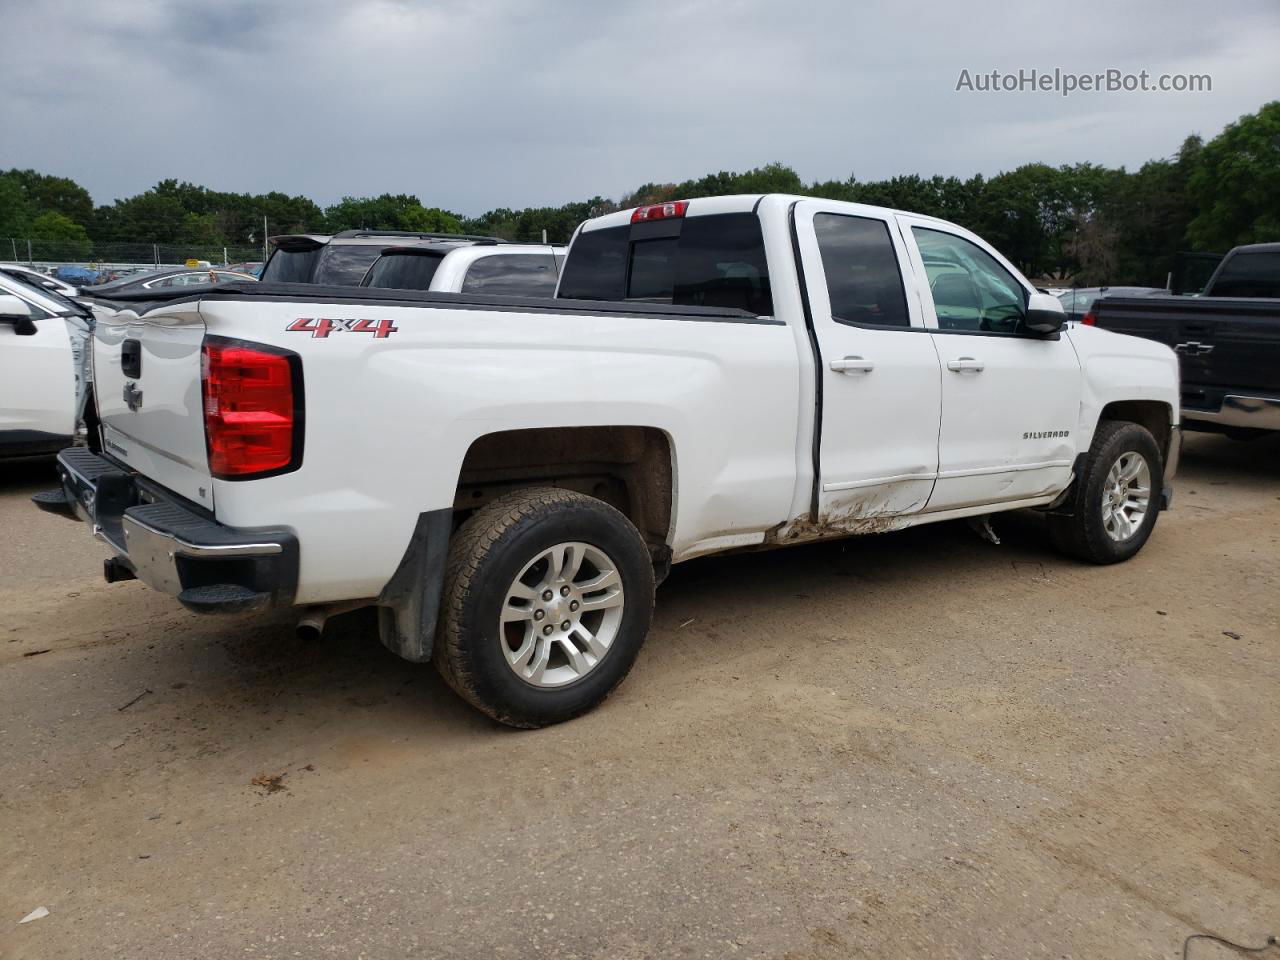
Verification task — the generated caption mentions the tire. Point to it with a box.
[434,487,656,728]
[1048,420,1164,564]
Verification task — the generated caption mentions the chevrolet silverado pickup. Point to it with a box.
[35,194,1181,727]
[1090,242,1280,436]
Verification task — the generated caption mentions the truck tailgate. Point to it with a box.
[92,301,214,510]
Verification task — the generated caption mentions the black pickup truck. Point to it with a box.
[1091,243,1280,437]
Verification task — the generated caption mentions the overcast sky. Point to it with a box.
[2,0,1277,215]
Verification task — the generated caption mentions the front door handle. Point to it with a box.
[946,357,985,373]
[830,356,875,375]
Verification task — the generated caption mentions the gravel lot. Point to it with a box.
[1,433,1277,960]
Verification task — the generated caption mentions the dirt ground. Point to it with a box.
[1,433,1277,960]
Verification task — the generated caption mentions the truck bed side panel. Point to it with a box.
[193,296,803,603]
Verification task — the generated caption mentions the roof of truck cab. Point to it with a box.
[1225,242,1280,254]
[581,193,963,232]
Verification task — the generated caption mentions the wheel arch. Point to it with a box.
[453,425,676,560]
[1097,399,1175,465]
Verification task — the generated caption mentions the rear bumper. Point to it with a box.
[1183,393,1280,432]
[34,448,298,613]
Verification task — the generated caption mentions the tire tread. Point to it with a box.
[434,487,652,727]
[1048,420,1162,564]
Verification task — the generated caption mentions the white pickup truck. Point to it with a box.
[36,194,1181,727]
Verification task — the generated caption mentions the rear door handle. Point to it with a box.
[946,357,985,373]
[830,356,875,374]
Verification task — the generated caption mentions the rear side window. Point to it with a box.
[363,251,446,291]
[813,214,910,327]
[461,254,559,297]
[1210,251,1280,298]
[558,212,772,315]
[261,247,321,283]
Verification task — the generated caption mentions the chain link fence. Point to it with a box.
[3,238,264,270]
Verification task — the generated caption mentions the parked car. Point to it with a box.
[363,243,565,296]
[0,273,93,458]
[1056,286,1166,323]
[0,263,80,297]
[53,264,104,287]
[260,230,502,286]
[1090,242,1280,437]
[80,267,257,298]
[37,194,1180,727]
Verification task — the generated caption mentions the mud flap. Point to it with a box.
[375,509,453,663]
[1042,453,1088,516]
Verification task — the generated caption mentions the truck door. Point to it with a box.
[897,216,1081,512]
[793,200,941,521]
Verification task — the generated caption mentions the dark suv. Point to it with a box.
[260,230,501,286]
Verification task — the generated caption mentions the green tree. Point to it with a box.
[0,174,35,238]
[3,169,94,229]
[397,204,462,233]
[30,211,92,260]
[1187,101,1280,249]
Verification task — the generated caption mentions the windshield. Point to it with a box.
[363,251,446,291]
[1057,290,1100,314]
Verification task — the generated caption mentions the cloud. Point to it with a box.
[1,0,1277,215]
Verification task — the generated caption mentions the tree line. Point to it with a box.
[2,101,1275,285]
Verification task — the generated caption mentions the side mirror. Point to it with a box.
[1023,291,1065,337]
[0,294,38,335]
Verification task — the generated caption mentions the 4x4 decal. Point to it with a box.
[286,317,399,339]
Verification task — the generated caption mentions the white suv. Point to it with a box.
[362,243,565,296]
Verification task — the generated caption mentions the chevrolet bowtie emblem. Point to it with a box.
[1174,341,1214,356]
[123,381,144,412]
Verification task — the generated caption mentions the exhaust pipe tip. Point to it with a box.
[296,619,324,642]
[295,600,373,641]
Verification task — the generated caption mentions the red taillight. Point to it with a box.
[1081,311,1096,326]
[631,200,688,223]
[201,338,301,479]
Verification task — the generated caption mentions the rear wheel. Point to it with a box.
[1048,420,1163,564]
[434,487,655,728]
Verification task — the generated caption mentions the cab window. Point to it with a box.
[557,213,773,315]
[813,214,910,327]
[912,228,1027,334]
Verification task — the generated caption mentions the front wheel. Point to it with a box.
[1048,420,1164,564]
[434,487,656,728]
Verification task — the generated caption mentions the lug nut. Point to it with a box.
[560,620,572,631]
[533,609,545,621]
[569,601,579,612]
[542,624,554,636]
[560,585,570,597]
[542,590,553,602]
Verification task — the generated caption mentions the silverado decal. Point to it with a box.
[1023,430,1071,439]
[287,317,399,339]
